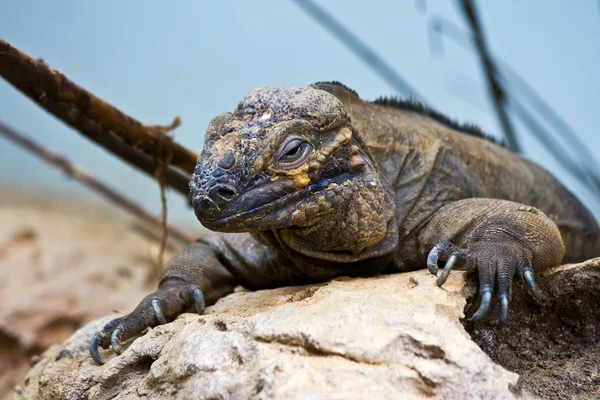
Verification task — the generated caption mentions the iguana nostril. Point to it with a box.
[210,184,236,203]
[218,151,236,169]
[217,187,235,201]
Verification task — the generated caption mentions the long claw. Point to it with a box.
[111,329,122,355]
[192,287,205,314]
[523,269,543,302]
[470,291,493,322]
[427,246,440,276]
[436,254,458,287]
[497,294,509,328]
[90,332,104,365]
[152,299,167,324]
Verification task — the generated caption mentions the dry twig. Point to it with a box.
[153,133,175,280]
[0,120,194,246]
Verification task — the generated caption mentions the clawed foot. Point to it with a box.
[427,241,543,328]
[90,281,205,364]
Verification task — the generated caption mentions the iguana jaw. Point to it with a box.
[196,171,362,232]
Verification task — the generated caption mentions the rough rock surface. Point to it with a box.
[468,258,600,399]
[12,269,527,400]
[0,187,180,399]
[5,186,600,400]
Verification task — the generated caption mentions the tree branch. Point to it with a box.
[0,39,197,195]
[459,0,520,152]
[292,0,424,100]
[428,14,600,202]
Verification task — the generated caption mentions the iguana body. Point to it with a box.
[90,82,600,364]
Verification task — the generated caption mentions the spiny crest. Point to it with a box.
[372,96,505,146]
[311,82,504,147]
[311,81,360,98]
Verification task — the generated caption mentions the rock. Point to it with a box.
[0,187,181,399]
[468,257,600,399]
[11,269,526,400]
[5,186,599,399]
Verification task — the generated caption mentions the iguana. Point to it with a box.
[90,82,600,364]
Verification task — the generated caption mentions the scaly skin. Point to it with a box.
[90,82,600,364]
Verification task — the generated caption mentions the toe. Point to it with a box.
[436,254,458,287]
[152,299,168,325]
[427,245,442,276]
[497,294,510,328]
[111,329,122,355]
[190,286,205,314]
[496,258,516,327]
[89,332,106,365]
[519,265,543,302]
[427,242,463,277]
[470,289,493,322]
[469,255,497,322]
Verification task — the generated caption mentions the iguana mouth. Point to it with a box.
[197,172,359,232]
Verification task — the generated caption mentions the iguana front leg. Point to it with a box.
[89,233,285,364]
[421,198,565,327]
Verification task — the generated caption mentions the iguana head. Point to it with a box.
[190,85,395,257]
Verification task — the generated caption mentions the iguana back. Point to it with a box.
[316,81,600,264]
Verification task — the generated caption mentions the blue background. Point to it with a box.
[1,1,598,226]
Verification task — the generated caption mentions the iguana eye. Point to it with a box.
[275,138,313,169]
